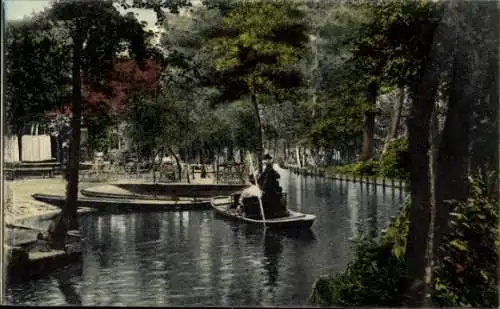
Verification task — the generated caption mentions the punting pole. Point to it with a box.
[247,151,266,228]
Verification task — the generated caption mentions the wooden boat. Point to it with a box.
[81,183,248,200]
[32,193,211,213]
[210,195,315,229]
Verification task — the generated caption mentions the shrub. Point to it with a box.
[354,159,378,176]
[432,177,498,307]
[330,159,379,176]
[378,138,408,180]
[310,196,410,307]
[310,177,499,307]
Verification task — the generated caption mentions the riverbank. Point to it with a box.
[282,164,407,190]
[5,173,222,224]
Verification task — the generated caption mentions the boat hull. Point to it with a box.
[32,193,211,213]
[210,196,315,230]
[81,183,248,200]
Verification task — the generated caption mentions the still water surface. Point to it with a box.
[6,168,405,306]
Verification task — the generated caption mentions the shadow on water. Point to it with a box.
[226,220,317,243]
[226,222,317,302]
[6,260,83,306]
[263,231,282,289]
[52,263,83,306]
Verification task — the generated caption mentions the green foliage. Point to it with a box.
[304,99,364,152]
[310,196,410,307]
[432,177,499,307]
[85,104,116,152]
[50,0,149,88]
[346,0,443,91]
[378,138,409,179]
[5,17,71,134]
[227,100,260,151]
[310,177,499,307]
[127,86,187,152]
[205,0,310,102]
[325,138,408,179]
[331,159,379,176]
[118,0,191,25]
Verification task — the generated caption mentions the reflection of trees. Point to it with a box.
[368,186,378,239]
[142,213,161,242]
[347,183,360,239]
[97,215,112,268]
[263,232,283,290]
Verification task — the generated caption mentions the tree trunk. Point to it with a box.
[49,30,83,247]
[360,82,378,161]
[296,146,301,167]
[384,87,405,153]
[251,92,264,173]
[168,147,182,182]
[469,57,499,199]
[403,72,439,307]
[423,106,440,306]
[16,131,23,162]
[432,21,486,280]
[273,138,279,161]
[152,147,163,184]
[228,144,234,162]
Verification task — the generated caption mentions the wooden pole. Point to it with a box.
[247,151,266,228]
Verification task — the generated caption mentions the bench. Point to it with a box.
[5,167,55,180]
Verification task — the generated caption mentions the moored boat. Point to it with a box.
[32,193,211,213]
[210,195,316,229]
[80,183,248,200]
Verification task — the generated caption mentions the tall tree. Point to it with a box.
[205,0,310,172]
[46,0,157,246]
[431,1,499,300]
[5,16,72,160]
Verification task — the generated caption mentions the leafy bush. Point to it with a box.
[310,177,499,307]
[378,138,408,180]
[310,196,410,307]
[355,159,379,176]
[330,159,379,176]
[432,177,498,307]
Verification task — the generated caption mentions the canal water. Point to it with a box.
[5,168,405,306]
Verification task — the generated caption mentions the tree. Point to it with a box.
[431,1,499,302]
[45,0,169,246]
[128,83,194,181]
[84,58,162,154]
[5,15,72,161]
[205,0,310,172]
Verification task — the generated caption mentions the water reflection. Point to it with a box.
[263,232,283,288]
[368,185,378,238]
[53,264,83,306]
[6,168,404,306]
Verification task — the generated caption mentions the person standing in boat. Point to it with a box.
[258,154,282,196]
[258,154,287,218]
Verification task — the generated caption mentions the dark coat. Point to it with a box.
[258,166,282,196]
